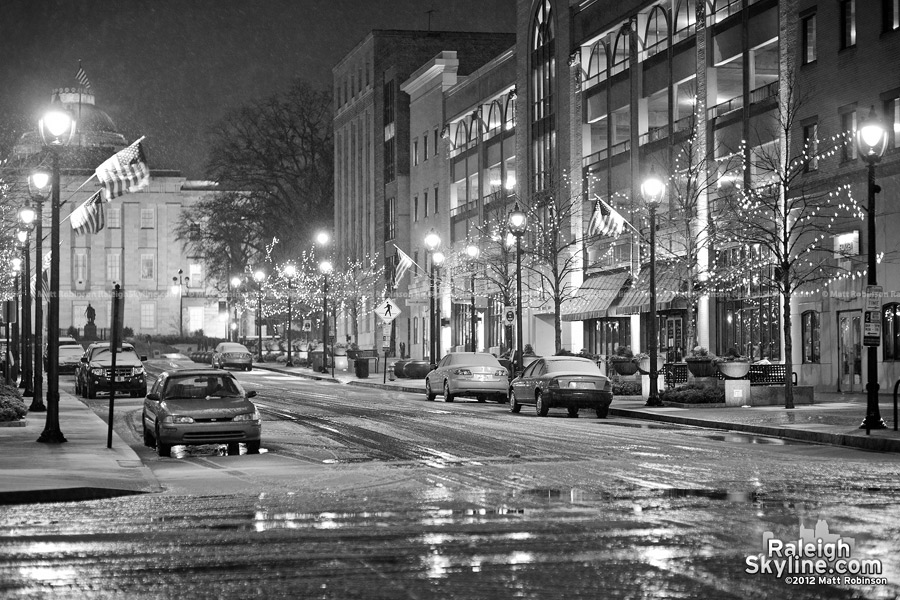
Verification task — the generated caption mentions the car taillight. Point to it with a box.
[453,369,472,376]
[495,369,507,377]
[547,378,560,388]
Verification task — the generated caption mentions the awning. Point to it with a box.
[561,271,631,322]
[613,266,683,315]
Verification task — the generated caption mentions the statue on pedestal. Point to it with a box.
[83,303,98,341]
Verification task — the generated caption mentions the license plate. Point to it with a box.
[569,381,593,389]
[115,376,126,383]
[474,375,485,381]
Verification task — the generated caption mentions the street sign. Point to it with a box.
[374,298,401,323]
[382,334,390,349]
[302,319,312,332]
[864,310,881,347]
[865,285,883,311]
[503,306,516,326]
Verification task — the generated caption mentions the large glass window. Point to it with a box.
[802,13,817,64]
[140,302,156,330]
[841,110,858,162]
[531,0,555,192]
[383,80,396,183]
[803,122,819,172]
[840,0,856,49]
[884,96,900,150]
[140,254,154,280]
[802,311,820,363]
[885,0,900,31]
[140,207,155,229]
[106,252,120,282]
[384,197,395,241]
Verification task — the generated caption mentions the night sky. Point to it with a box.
[0,0,515,178]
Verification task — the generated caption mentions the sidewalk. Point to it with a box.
[0,390,162,504]
[254,360,900,453]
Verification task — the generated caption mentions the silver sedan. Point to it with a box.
[425,352,509,403]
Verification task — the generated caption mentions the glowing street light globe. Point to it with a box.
[316,231,330,246]
[857,107,887,162]
[424,230,441,253]
[465,244,480,260]
[319,260,333,275]
[507,203,527,236]
[641,170,665,206]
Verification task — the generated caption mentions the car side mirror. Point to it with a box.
[146,392,160,401]
[246,390,257,399]
[140,355,148,361]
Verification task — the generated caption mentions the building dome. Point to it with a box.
[14,87,129,166]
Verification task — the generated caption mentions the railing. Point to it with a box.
[582,147,609,168]
[709,95,743,120]
[673,115,694,133]
[749,81,778,105]
[639,125,670,146]
[450,199,477,218]
[609,139,631,157]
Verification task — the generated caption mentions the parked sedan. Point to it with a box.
[57,344,86,375]
[211,342,253,371]
[425,352,509,403]
[142,368,261,457]
[509,356,613,418]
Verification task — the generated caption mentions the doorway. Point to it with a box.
[838,311,862,392]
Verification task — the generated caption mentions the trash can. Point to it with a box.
[354,357,370,379]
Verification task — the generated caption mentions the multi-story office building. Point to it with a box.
[332,30,516,354]
[13,88,224,339]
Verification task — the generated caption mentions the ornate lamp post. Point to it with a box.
[37,100,75,443]
[253,270,266,362]
[283,264,297,366]
[856,106,888,430]
[172,269,190,338]
[10,258,21,385]
[507,203,527,374]
[230,276,242,342]
[319,259,333,374]
[424,230,442,368]
[26,171,48,411]
[465,243,480,352]
[641,168,665,407]
[17,208,34,397]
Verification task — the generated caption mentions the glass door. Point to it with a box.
[838,311,862,392]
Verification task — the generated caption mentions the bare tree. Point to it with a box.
[715,74,860,408]
[327,254,385,344]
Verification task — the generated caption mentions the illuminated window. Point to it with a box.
[802,13,817,64]
[802,311,820,363]
[531,0,555,192]
[840,0,856,49]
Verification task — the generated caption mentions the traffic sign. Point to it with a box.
[503,306,516,326]
[302,319,312,332]
[375,298,401,323]
[864,310,881,347]
[865,285,883,311]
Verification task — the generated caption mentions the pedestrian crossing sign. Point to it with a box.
[375,298,401,323]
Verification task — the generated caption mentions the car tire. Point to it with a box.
[443,381,455,403]
[245,366,252,372]
[509,390,521,413]
[476,394,487,403]
[535,392,549,417]
[497,393,508,404]
[596,406,609,419]
[226,442,241,456]
[567,407,579,418]
[87,381,96,399]
[155,424,171,457]
[425,379,436,401]
[246,441,261,454]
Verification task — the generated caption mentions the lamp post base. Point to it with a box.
[645,398,663,407]
[859,417,887,430]
[28,400,46,412]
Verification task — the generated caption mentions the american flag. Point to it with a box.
[76,64,91,91]
[71,191,106,235]
[588,197,626,238]
[393,246,416,288]
[31,251,51,301]
[95,139,150,201]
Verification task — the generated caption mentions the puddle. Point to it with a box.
[601,422,685,430]
[662,488,759,502]
[704,433,798,445]
[520,488,607,503]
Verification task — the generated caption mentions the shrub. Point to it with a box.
[613,381,642,396]
[660,383,724,404]
[0,384,27,422]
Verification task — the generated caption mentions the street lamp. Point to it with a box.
[641,168,665,407]
[230,276,242,342]
[507,203,527,374]
[856,106,888,430]
[283,264,297,366]
[37,99,75,444]
[424,230,442,368]
[253,270,266,362]
[27,170,49,411]
[9,259,21,386]
[465,243,480,352]
[16,209,34,398]
[172,269,190,338]
[319,259,333,374]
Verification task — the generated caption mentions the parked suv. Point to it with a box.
[76,342,148,399]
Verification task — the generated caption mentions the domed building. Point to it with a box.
[12,87,232,340]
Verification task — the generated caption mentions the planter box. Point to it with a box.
[610,359,639,376]
[393,360,410,378]
[403,360,432,379]
[718,361,750,380]
[686,359,717,377]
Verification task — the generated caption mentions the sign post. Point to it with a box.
[375,299,401,383]
[107,285,125,449]
[864,286,882,347]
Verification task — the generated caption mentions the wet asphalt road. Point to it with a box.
[1,370,899,599]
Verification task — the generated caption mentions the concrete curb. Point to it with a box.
[609,407,900,453]
[348,380,425,394]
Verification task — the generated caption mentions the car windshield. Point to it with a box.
[164,375,243,399]
[59,347,84,358]
[453,354,500,366]
[94,348,140,361]
[546,359,602,375]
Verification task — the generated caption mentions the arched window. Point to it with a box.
[611,26,631,74]
[674,0,698,42]
[469,113,481,143]
[487,100,503,132]
[504,92,516,131]
[531,0,556,192]
[643,5,670,60]
[883,304,900,360]
[801,310,820,363]
[453,121,468,150]
[586,40,608,84]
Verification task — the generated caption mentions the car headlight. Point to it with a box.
[453,369,472,376]
[233,410,260,422]
[163,415,194,424]
[91,367,105,376]
[133,366,144,375]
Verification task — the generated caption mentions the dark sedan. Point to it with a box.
[509,356,613,418]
